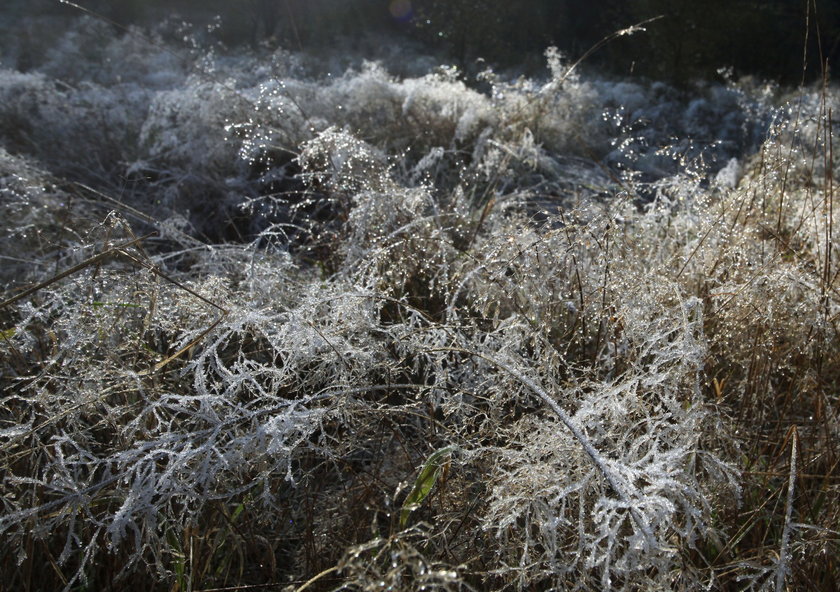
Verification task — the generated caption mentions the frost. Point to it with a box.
[0,11,836,592]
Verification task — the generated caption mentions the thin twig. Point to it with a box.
[0,233,156,310]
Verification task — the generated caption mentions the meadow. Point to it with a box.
[0,10,838,591]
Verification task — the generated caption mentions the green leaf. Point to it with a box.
[0,328,16,340]
[399,445,456,528]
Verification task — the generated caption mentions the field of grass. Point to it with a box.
[1,11,838,592]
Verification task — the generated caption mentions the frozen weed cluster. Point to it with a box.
[1,14,839,592]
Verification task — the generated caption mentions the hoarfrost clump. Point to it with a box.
[138,79,248,173]
[0,69,148,176]
[1,12,839,592]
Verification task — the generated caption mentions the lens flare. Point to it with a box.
[389,0,413,23]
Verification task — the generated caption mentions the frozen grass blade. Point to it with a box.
[775,427,799,592]
[0,232,156,310]
[443,346,658,547]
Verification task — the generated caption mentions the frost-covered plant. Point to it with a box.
[2,11,839,592]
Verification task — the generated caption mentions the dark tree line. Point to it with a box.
[7,0,840,83]
[407,0,840,83]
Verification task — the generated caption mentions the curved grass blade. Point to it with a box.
[399,445,456,528]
